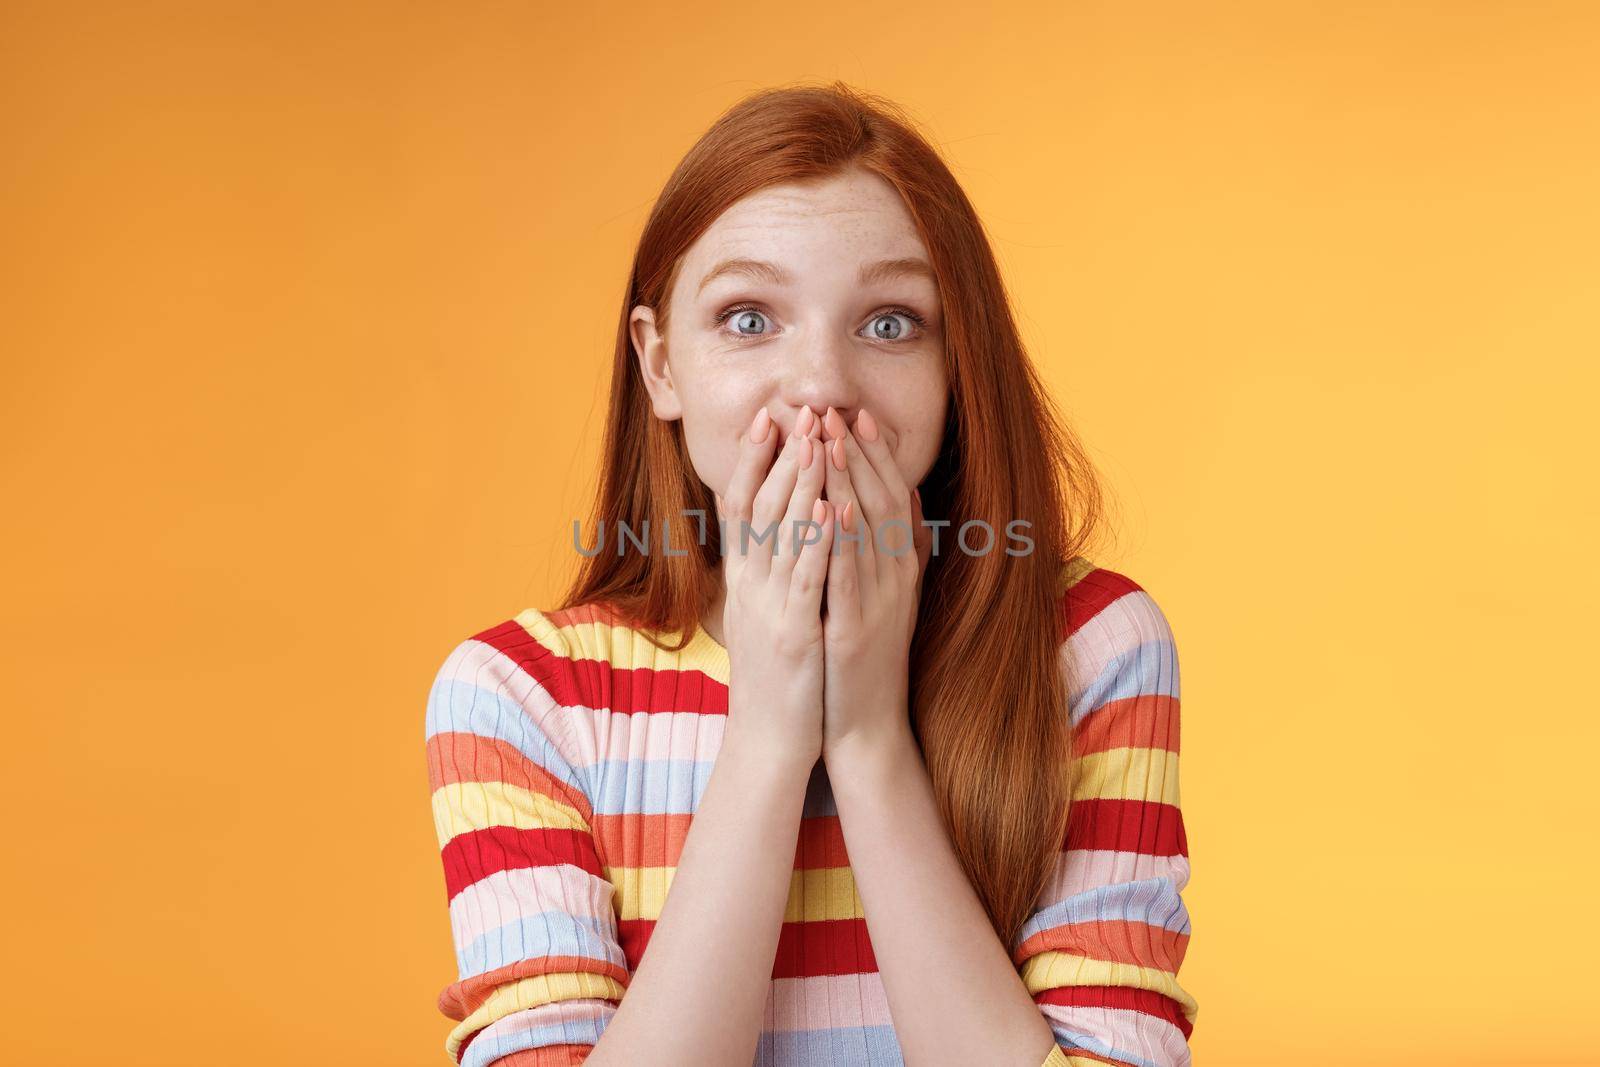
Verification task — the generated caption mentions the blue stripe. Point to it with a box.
[424,646,588,796]
[461,1011,611,1067]
[587,757,842,819]
[456,909,627,980]
[1048,1023,1166,1067]
[1014,876,1191,949]
[752,1023,905,1067]
[1068,614,1184,729]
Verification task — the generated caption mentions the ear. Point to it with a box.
[630,304,683,421]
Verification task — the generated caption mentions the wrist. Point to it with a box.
[718,725,821,782]
[823,717,918,779]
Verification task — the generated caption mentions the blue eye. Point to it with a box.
[866,310,924,341]
[717,306,770,337]
[712,303,929,343]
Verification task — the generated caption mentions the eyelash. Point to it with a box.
[713,302,929,342]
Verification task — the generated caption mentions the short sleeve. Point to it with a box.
[424,621,629,1066]
[1013,572,1198,1067]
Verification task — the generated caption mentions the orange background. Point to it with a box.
[4,3,1597,1064]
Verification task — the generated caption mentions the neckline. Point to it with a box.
[679,618,730,685]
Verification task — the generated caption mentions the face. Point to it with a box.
[630,166,950,504]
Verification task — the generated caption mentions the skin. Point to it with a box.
[600,166,1061,1067]
[631,163,948,757]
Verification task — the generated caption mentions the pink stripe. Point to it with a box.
[581,706,728,765]
[761,972,895,1031]
[1040,1004,1192,1067]
[1043,849,1192,902]
[449,866,616,949]
[1059,590,1174,703]
[475,996,616,1040]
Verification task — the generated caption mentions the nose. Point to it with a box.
[778,343,857,438]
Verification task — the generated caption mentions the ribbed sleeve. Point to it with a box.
[425,621,629,1067]
[1014,569,1197,1067]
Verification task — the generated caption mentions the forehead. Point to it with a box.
[684,168,927,267]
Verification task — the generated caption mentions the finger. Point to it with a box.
[825,412,876,591]
[846,409,915,566]
[786,497,834,618]
[825,496,861,626]
[722,406,778,524]
[850,407,910,503]
[748,430,802,578]
[715,490,743,582]
[722,406,779,579]
[772,408,827,582]
[836,428,912,572]
[821,407,861,519]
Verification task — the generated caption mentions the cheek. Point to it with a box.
[677,387,765,493]
[881,380,949,477]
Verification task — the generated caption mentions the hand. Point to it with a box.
[817,405,933,764]
[714,405,836,771]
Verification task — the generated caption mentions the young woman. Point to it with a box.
[425,83,1196,1067]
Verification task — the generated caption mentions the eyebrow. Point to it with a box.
[696,256,936,295]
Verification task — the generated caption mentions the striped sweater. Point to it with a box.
[424,556,1196,1067]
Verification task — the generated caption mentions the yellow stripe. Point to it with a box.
[1071,746,1181,805]
[1057,555,1098,596]
[443,971,625,1059]
[516,559,1097,696]
[783,866,864,922]
[1020,951,1199,1021]
[431,781,590,847]
[604,863,674,921]
[515,608,729,687]
[603,864,865,923]
[1041,1051,1141,1067]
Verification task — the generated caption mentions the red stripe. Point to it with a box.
[1059,567,1144,638]
[1071,694,1180,756]
[594,811,848,871]
[440,825,604,901]
[617,917,881,978]
[427,732,593,820]
[1065,799,1187,857]
[471,619,586,707]
[1038,985,1195,1037]
[474,618,730,714]
[572,661,728,715]
[437,955,628,1023]
[477,1047,594,1067]
[536,603,729,713]
[1015,918,1190,975]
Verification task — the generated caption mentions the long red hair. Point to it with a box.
[560,81,1110,949]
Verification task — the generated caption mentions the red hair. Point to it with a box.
[561,81,1110,948]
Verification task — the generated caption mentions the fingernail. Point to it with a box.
[824,406,846,439]
[749,407,772,443]
[831,438,846,471]
[842,500,854,530]
[857,409,879,443]
[812,498,825,524]
[797,406,815,436]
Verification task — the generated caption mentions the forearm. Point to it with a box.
[827,727,1059,1067]
[587,735,813,1067]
